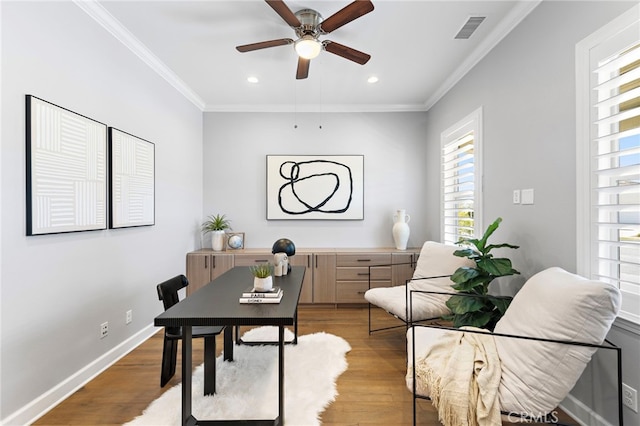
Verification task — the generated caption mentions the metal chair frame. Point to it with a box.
[408,289,623,426]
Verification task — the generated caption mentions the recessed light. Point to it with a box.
[247,76,259,84]
[367,76,379,84]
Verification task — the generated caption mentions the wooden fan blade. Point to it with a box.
[296,57,310,79]
[265,0,301,27]
[320,0,374,34]
[236,38,293,52]
[324,41,371,65]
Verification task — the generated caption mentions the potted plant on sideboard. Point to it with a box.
[444,217,520,330]
[201,214,231,251]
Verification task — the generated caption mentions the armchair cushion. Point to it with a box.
[412,241,474,287]
[364,241,474,322]
[365,279,453,322]
[494,267,621,414]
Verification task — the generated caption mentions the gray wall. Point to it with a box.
[2,0,639,425]
[422,1,640,424]
[1,2,204,422]
[202,111,429,249]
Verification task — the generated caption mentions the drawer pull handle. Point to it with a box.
[357,291,365,294]
[254,259,269,263]
[357,259,371,262]
[357,273,370,276]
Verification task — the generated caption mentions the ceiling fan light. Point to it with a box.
[294,36,322,59]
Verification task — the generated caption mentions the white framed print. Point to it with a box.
[26,95,108,235]
[109,128,155,228]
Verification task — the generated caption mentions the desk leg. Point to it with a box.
[223,326,234,361]
[203,336,216,396]
[181,326,193,426]
[293,310,298,344]
[279,325,284,424]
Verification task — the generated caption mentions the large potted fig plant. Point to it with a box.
[444,217,520,330]
[201,214,231,251]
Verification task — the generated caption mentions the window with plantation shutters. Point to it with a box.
[577,4,640,325]
[441,108,483,245]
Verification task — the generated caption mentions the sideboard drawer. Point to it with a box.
[336,253,391,267]
[336,266,391,281]
[337,281,389,303]
[233,254,273,266]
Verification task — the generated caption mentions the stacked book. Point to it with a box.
[239,286,283,304]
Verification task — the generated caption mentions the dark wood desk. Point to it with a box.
[155,266,305,426]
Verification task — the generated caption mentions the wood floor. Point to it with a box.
[34,306,577,426]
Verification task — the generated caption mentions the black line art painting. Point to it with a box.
[267,156,364,220]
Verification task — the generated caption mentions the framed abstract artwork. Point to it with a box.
[109,128,155,228]
[266,155,364,220]
[26,95,108,235]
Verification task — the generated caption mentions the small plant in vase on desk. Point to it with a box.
[240,263,283,304]
[250,263,273,291]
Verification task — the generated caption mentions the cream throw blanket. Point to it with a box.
[413,327,501,426]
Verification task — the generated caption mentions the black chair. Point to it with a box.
[157,275,225,394]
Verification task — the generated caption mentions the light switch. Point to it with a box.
[513,190,521,204]
[522,189,534,205]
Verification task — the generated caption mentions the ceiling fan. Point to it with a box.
[236,0,374,79]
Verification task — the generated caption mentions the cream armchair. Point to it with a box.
[406,267,623,425]
[364,241,475,334]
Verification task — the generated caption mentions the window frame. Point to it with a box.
[576,3,640,327]
[440,107,483,244]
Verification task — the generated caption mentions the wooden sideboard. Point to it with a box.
[186,248,420,304]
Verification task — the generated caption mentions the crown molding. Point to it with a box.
[423,0,542,111]
[203,103,430,113]
[73,0,206,111]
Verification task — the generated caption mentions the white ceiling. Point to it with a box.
[82,0,541,112]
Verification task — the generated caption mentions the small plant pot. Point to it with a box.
[211,230,225,251]
[254,276,273,292]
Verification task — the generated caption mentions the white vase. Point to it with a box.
[211,230,225,251]
[392,209,410,250]
[254,276,273,292]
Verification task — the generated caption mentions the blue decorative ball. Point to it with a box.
[228,235,242,249]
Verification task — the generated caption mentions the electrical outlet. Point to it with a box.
[100,322,108,339]
[623,383,638,412]
[126,310,132,325]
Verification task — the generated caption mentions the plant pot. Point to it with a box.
[254,276,273,292]
[211,230,225,251]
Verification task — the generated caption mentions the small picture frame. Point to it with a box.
[225,232,245,250]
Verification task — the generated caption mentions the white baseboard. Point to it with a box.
[560,394,615,426]
[2,324,157,426]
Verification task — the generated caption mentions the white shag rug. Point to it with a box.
[126,327,351,426]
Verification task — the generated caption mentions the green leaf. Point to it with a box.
[452,311,493,329]
[489,296,512,315]
[485,243,520,253]
[446,294,485,314]
[478,257,516,276]
[477,217,502,253]
[450,275,491,292]
[453,248,478,259]
[450,267,480,284]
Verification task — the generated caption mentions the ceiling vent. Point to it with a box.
[455,16,486,39]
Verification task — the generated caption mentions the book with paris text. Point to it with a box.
[239,291,283,304]
[241,286,282,298]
